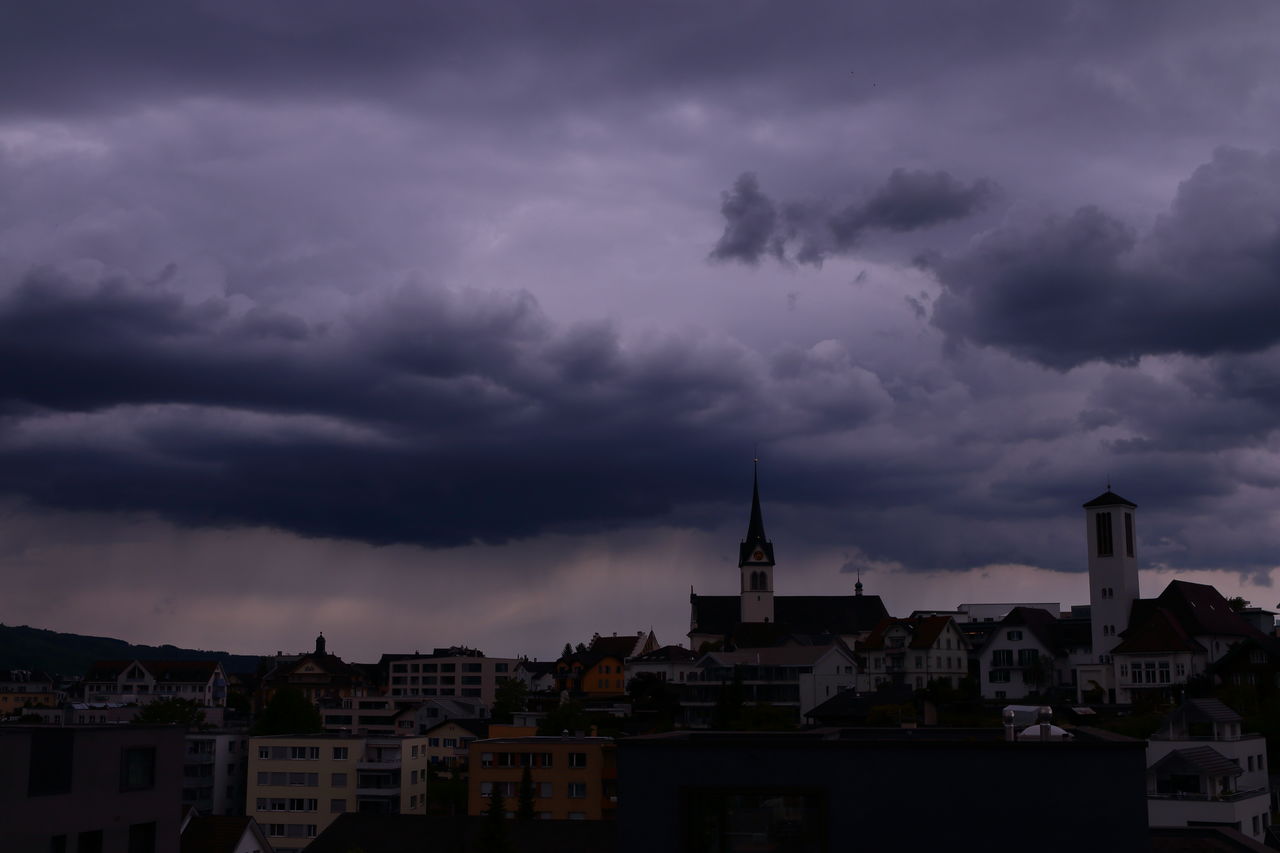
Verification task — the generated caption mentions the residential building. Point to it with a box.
[0,670,59,715]
[616,727,1150,853]
[422,719,488,768]
[555,633,658,697]
[512,659,557,693]
[382,648,519,706]
[860,615,969,691]
[624,645,700,686]
[183,731,250,817]
[1112,581,1263,704]
[247,734,429,851]
[1209,635,1280,698]
[320,697,417,737]
[976,607,1088,699]
[688,466,888,652]
[82,660,228,708]
[258,636,373,710]
[681,644,859,727]
[1,724,186,853]
[1147,699,1271,843]
[468,736,616,820]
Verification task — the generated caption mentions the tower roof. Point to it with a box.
[739,461,775,567]
[1082,489,1136,509]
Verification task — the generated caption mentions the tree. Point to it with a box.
[562,643,574,659]
[574,642,587,654]
[517,766,537,820]
[492,678,528,724]
[1228,596,1252,611]
[479,786,512,853]
[536,700,593,736]
[132,698,206,728]
[252,687,323,735]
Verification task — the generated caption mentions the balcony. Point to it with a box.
[1148,786,1268,803]
[1149,732,1264,743]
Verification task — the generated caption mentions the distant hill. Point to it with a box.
[0,623,264,677]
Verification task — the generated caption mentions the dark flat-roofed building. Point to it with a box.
[617,726,1149,853]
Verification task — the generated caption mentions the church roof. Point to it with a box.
[690,594,889,639]
[1082,489,1137,508]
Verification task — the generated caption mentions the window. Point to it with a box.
[1249,755,1256,771]
[1124,512,1134,557]
[568,782,587,798]
[120,747,156,791]
[1096,512,1114,557]
[411,745,419,758]
[992,649,1013,667]
[333,747,348,760]
[259,746,271,760]
[989,670,1011,683]
[78,831,104,853]
[569,812,587,820]
[1007,630,1023,641]
[495,663,509,673]
[568,752,587,768]
[1017,649,1039,667]
[539,782,553,798]
[331,773,347,786]
[127,822,156,853]
[331,798,347,813]
[464,663,482,673]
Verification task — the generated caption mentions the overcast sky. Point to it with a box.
[4,1,1280,662]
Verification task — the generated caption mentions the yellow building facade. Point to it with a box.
[248,733,429,851]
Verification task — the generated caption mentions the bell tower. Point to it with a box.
[739,461,776,624]
[1084,489,1139,664]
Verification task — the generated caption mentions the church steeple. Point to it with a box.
[739,460,775,568]
[739,460,775,624]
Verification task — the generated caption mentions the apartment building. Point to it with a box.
[247,733,429,851]
[82,660,228,708]
[0,669,59,715]
[468,736,617,820]
[861,615,970,691]
[1146,699,1271,843]
[182,730,249,817]
[382,648,519,706]
[681,644,859,727]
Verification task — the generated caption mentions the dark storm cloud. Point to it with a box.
[931,148,1280,369]
[0,268,892,546]
[711,170,996,266]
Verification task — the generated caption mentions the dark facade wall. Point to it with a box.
[617,735,1150,853]
[0,726,185,853]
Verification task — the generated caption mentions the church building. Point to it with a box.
[688,465,889,652]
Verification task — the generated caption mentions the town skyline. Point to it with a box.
[5,1,1280,660]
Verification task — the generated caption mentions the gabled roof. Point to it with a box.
[180,815,267,853]
[1113,607,1205,655]
[1122,581,1263,648]
[516,660,557,676]
[1179,698,1243,724]
[1082,489,1136,508]
[422,718,489,739]
[84,660,222,683]
[979,608,1062,655]
[1147,746,1241,778]
[861,615,960,651]
[691,594,889,639]
[628,645,698,664]
[589,632,653,660]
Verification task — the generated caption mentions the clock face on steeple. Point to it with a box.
[752,549,765,562]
